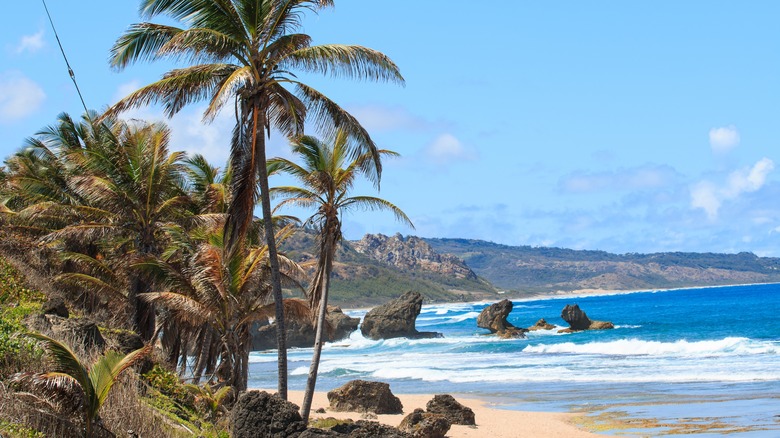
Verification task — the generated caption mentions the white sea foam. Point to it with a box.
[522,337,780,357]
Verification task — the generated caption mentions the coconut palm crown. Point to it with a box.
[107,0,404,398]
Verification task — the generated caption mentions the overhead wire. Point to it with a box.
[41,0,90,117]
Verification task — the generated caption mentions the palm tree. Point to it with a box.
[137,225,308,392]
[1,112,104,236]
[42,117,191,340]
[13,332,151,437]
[269,130,413,421]
[3,113,191,338]
[106,0,404,398]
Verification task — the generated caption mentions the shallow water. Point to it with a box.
[248,283,780,436]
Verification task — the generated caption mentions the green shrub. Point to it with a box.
[143,365,197,414]
[0,420,44,438]
[0,258,45,307]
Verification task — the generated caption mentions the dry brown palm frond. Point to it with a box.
[139,292,212,327]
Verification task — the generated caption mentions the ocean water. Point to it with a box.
[248,284,780,436]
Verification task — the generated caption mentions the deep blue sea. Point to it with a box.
[248,284,780,436]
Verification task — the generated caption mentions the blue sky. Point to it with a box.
[3,1,780,256]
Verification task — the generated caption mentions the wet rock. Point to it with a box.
[425,394,476,426]
[231,390,307,438]
[528,318,555,331]
[327,380,403,414]
[476,299,527,338]
[360,291,442,340]
[398,408,450,438]
[560,304,614,332]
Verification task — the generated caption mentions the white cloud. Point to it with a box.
[690,158,775,219]
[690,181,721,220]
[709,125,740,154]
[424,133,475,164]
[0,71,45,122]
[15,30,45,54]
[560,164,679,193]
[723,157,774,197]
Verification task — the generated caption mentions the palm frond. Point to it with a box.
[284,44,404,85]
[110,22,183,69]
[341,196,415,229]
[105,64,240,119]
[294,83,381,185]
[88,344,151,420]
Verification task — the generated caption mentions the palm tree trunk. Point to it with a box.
[130,275,155,341]
[252,102,288,399]
[193,326,212,384]
[301,226,336,422]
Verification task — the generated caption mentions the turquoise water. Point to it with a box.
[248,284,780,436]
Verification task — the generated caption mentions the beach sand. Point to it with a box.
[259,389,602,437]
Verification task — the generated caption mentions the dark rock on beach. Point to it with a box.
[251,306,359,350]
[231,390,307,438]
[331,420,411,437]
[327,380,403,414]
[360,291,442,340]
[425,394,476,426]
[528,318,555,331]
[398,408,450,438]
[560,304,614,332]
[476,299,527,338]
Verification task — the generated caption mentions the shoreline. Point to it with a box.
[448,281,780,307]
[255,388,603,437]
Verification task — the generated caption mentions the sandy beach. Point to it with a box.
[258,389,602,437]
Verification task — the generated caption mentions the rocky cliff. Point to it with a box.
[352,233,478,280]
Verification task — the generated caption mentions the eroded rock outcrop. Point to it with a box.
[398,408,450,438]
[353,233,477,280]
[231,391,307,438]
[360,291,442,340]
[251,306,359,350]
[476,299,527,338]
[327,380,403,414]
[559,304,614,332]
[425,394,476,426]
[528,318,555,331]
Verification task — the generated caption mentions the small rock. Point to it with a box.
[398,408,450,438]
[343,420,411,438]
[327,380,403,414]
[528,318,555,331]
[426,394,476,426]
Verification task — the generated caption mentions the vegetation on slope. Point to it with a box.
[425,238,780,293]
